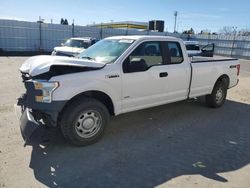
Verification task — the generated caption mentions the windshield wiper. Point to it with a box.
[80,56,95,60]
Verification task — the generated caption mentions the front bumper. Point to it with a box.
[14,104,40,143]
[21,80,67,125]
[15,86,67,143]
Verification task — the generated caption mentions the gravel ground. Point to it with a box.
[0,56,250,188]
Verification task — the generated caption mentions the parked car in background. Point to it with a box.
[184,41,215,57]
[184,41,201,56]
[51,37,98,57]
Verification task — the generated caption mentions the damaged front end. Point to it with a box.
[15,78,65,144]
[16,57,105,143]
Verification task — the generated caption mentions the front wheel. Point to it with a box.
[205,80,227,108]
[60,98,110,146]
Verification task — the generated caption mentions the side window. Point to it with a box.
[123,41,163,73]
[167,42,184,64]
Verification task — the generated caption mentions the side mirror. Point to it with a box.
[128,58,148,72]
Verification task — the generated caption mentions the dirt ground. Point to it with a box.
[0,56,250,188]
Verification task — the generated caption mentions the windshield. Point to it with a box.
[64,39,90,48]
[78,39,134,64]
[186,44,200,51]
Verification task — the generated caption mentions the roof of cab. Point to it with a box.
[105,35,180,41]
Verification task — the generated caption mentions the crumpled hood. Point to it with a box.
[20,55,105,77]
[54,46,85,54]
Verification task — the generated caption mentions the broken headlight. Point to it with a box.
[33,81,59,103]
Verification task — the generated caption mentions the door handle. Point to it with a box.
[159,72,168,77]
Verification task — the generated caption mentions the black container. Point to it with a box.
[148,20,164,32]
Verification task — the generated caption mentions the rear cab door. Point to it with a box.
[162,40,191,102]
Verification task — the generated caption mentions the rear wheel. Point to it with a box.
[206,80,227,108]
[60,97,110,146]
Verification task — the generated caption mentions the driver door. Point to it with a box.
[121,41,169,113]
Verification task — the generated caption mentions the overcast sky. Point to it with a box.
[0,0,249,32]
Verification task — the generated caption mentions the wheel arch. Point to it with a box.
[59,90,115,121]
[215,74,230,88]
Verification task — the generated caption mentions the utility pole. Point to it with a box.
[231,26,237,57]
[38,16,42,52]
[72,19,75,37]
[174,11,178,33]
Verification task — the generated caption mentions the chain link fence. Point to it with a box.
[1,19,250,59]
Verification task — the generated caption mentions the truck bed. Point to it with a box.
[191,56,238,63]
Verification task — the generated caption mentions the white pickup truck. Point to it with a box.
[17,35,240,146]
[51,37,97,57]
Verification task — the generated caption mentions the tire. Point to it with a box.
[60,97,110,146]
[205,80,227,108]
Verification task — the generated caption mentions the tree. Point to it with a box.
[238,29,250,36]
[199,29,211,35]
[219,26,234,35]
[60,18,64,25]
[182,28,195,34]
[64,19,69,25]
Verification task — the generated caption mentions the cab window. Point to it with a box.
[166,42,184,64]
[123,41,163,73]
